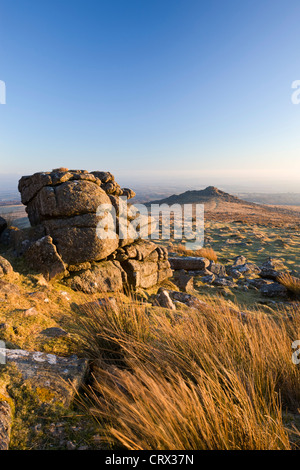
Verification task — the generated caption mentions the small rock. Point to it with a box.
[213,277,236,287]
[176,272,194,292]
[259,257,288,280]
[200,274,215,284]
[260,282,288,298]
[23,307,39,317]
[209,261,227,277]
[40,327,68,338]
[169,257,210,271]
[155,289,176,310]
[232,255,247,266]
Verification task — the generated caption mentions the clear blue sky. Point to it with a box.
[1,0,300,191]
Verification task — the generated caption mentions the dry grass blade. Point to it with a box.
[78,295,300,450]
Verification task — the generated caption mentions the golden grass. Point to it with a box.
[278,273,300,298]
[174,244,218,262]
[79,297,300,450]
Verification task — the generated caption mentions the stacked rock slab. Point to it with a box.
[18,168,172,289]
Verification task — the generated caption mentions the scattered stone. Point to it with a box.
[155,289,176,310]
[259,257,288,280]
[209,261,227,277]
[167,291,209,310]
[40,327,69,338]
[232,255,247,266]
[120,241,172,289]
[28,291,50,303]
[260,282,288,298]
[226,268,243,279]
[169,257,210,271]
[176,272,194,292]
[59,291,71,301]
[80,297,119,312]
[237,263,261,275]
[213,277,236,287]
[201,274,215,284]
[23,307,39,317]
[247,278,272,290]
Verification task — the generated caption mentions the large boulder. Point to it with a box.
[25,180,112,225]
[18,169,139,266]
[42,215,119,265]
[18,169,172,289]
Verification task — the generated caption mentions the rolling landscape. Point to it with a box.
[0,173,299,450]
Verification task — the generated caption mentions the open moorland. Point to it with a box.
[0,176,299,450]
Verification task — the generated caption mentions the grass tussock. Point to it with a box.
[278,273,300,298]
[174,244,218,261]
[79,297,300,450]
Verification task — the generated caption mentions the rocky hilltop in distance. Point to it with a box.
[147,186,248,206]
[147,185,300,225]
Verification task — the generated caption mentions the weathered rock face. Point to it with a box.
[24,236,67,281]
[117,240,172,289]
[66,260,126,294]
[18,169,172,290]
[1,348,88,407]
[18,169,127,265]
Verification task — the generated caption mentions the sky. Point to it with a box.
[0,0,300,192]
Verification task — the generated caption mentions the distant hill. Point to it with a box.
[146,186,254,206]
[145,186,300,226]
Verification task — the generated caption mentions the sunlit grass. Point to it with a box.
[80,297,300,450]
